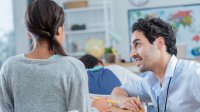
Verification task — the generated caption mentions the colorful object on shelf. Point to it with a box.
[192,35,200,43]
[104,47,116,63]
[63,1,88,9]
[85,38,104,59]
[104,47,116,55]
[71,24,86,31]
[191,46,200,57]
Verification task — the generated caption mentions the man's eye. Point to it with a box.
[135,43,138,47]
[135,43,141,48]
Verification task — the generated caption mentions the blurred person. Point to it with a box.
[0,0,111,112]
[111,17,200,112]
[80,54,141,95]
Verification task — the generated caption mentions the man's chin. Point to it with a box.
[139,66,148,73]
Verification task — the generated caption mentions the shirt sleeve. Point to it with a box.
[0,63,14,112]
[67,60,98,112]
[121,78,151,103]
[191,63,200,102]
[105,65,141,85]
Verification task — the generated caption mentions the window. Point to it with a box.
[0,0,15,67]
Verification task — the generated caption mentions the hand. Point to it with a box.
[119,97,145,112]
[92,97,112,112]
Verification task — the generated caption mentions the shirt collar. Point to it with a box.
[147,55,178,93]
[88,66,103,71]
[49,54,60,59]
[165,55,178,78]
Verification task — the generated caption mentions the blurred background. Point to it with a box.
[1,0,200,69]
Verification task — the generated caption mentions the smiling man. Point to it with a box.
[111,18,200,112]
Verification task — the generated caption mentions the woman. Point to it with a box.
[0,0,111,112]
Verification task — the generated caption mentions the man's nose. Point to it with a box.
[129,48,137,58]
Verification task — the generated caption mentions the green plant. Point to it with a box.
[104,46,116,55]
[104,47,113,54]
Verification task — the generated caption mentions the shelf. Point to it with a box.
[64,0,113,58]
[64,6,104,13]
[66,28,105,35]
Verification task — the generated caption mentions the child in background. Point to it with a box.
[80,54,141,95]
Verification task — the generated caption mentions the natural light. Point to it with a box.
[0,0,15,67]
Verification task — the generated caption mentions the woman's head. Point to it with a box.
[25,0,66,56]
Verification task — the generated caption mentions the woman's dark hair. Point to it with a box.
[25,0,67,56]
[80,54,99,69]
[132,17,177,56]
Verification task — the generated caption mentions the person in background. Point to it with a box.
[80,54,141,95]
[111,17,200,112]
[0,0,111,112]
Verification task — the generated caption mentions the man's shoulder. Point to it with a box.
[179,59,200,68]
[176,59,200,76]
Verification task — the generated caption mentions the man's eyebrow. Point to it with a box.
[132,39,141,44]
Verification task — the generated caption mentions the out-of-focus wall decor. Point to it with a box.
[128,4,200,59]
[0,0,15,67]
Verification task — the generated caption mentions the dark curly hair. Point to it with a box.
[80,54,99,69]
[132,17,177,55]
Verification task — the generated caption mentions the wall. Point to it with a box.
[13,0,29,54]
[112,0,200,61]
[13,0,200,58]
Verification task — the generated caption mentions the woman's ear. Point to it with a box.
[56,25,64,36]
[56,25,65,44]
[27,32,34,40]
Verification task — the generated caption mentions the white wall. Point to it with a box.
[112,0,200,61]
[13,0,29,54]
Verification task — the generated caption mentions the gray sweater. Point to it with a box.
[0,54,97,112]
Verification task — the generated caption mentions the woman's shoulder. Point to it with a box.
[1,55,85,70]
[2,54,23,66]
[0,54,24,72]
[59,56,85,71]
[63,56,84,66]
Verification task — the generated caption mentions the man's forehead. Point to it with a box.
[131,32,141,43]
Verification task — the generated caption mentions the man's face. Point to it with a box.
[130,30,159,72]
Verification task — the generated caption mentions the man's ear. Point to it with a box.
[155,37,165,49]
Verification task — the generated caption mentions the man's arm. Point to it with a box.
[111,87,145,112]
[111,87,129,101]
[191,63,200,103]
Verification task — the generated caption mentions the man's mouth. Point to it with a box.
[134,58,142,66]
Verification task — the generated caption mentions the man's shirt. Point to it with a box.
[121,55,200,112]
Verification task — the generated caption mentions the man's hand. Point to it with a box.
[119,97,145,112]
[92,97,112,112]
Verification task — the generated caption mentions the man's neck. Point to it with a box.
[153,53,172,85]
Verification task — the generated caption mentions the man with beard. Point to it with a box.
[111,17,200,112]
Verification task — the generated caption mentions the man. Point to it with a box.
[111,17,200,112]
